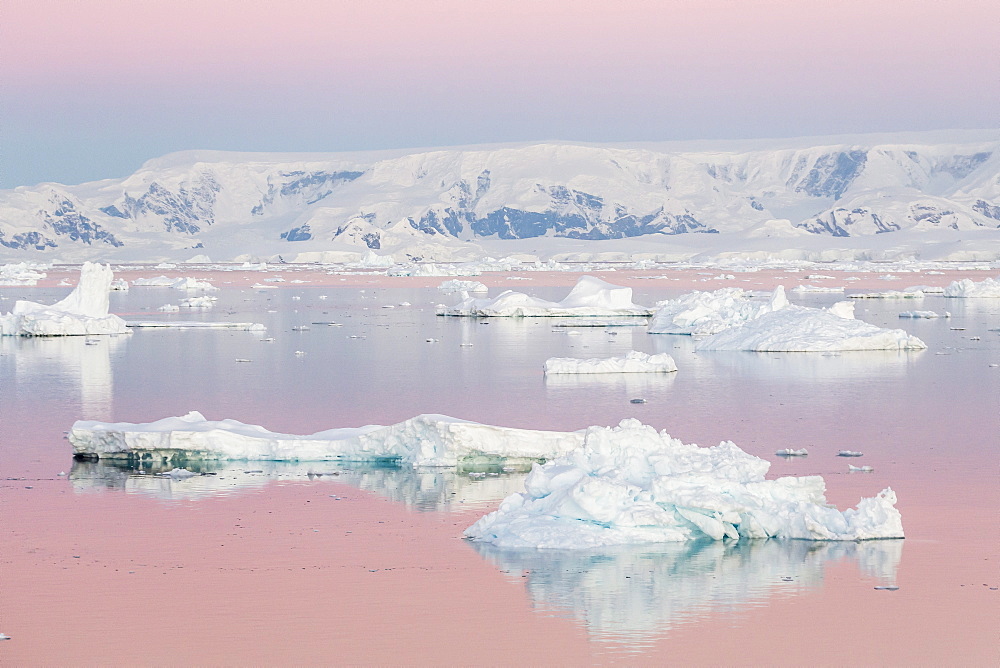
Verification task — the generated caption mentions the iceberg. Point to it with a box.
[438,279,488,293]
[544,351,677,374]
[898,310,949,319]
[648,287,789,335]
[694,300,927,352]
[69,412,585,468]
[438,275,652,317]
[0,262,129,336]
[465,419,904,548]
[943,276,1000,298]
[132,276,217,290]
[0,262,46,286]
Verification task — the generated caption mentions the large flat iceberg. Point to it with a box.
[544,351,677,374]
[69,412,584,468]
[943,276,1000,298]
[438,275,652,317]
[0,263,129,336]
[465,419,904,548]
[694,300,927,352]
[648,287,789,335]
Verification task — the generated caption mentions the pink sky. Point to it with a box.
[3,0,998,187]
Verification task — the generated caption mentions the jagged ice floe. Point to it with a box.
[648,286,790,335]
[438,279,489,293]
[0,262,129,336]
[544,351,677,374]
[464,419,904,548]
[943,276,1000,298]
[438,275,652,317]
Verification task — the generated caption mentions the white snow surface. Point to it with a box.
[648,286,790,335]
[0,262,129,336]
[544,351,677,374]
[0,262,46,286]
[694,299,927,352]
[69,412,585,468]
[439,275,652,317]
[464,419,904,548]
[943,276,1000,298]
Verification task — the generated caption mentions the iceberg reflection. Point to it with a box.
[69,459,528,510]
[472,538,902,647]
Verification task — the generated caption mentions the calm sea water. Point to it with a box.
[2,277,997,665]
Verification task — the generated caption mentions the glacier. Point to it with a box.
[464,419,904,548]
[438,275,652,317]
[0,262,129,336]
[543,351,677,374]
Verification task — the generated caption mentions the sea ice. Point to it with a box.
[133,276,217,291]
[792,284,845,293]
[0,262,46,286]
[849,290,924,299]
[439,276,652,317]
[943,276,1000,298]
[125,321,265,330]
[69,412,585,468]
[464,419,904,548]
[544,351,677,374]
[648,287,789,335]
[694,300,927,352]
[0,263,129,336]
[898,310,949,319]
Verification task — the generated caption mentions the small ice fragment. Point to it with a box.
[57,471,66,476]
[838,450,864,457]
[235,358,252,363]
[776,448,808,456]
[426,338,439,343]
[460,342,474,347]
[399,302,411,306]
[382,305,395,309]
[294,351,306,356]
[261,337,275,342]
[630,398,647,404]
[874,586,899,590]
[291,296,301,301]
[161,468,197,478]
[319,295,328,300]
[292,325,310,331]
[0,633,10,640]
[849,465,875,472]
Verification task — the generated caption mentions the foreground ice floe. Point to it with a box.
[943,276,1000,298]
[438,275,652,317]
[0,263,129,336]
[695,300,927,352]
[544,351,677,374]
[465,419,903,548]
[69,412,585,468]
[648,287,789,335]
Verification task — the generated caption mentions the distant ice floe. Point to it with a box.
[792,284,845,293]
[132,276,217,291]
[648,287,789,335]
[0,262,47,286]
[0,263,129,336]
[125,321,265,330]
[544,351,677,374]
[943,276,1000,298]
[694,299,927,352]
[465,419,904,548]
[898,310,949,319]
[69,412,585,468]
[438,279,488,293]
[849,290,924,299]
[439,275,652,317]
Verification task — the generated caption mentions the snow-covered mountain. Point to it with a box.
[2,131,999,262]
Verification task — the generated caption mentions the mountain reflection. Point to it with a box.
[471,538,902,647]
[69,459,529,510]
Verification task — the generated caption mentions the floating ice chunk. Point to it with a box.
[438,279,488,293]
[849,290,924,299]
[898,310,949,319]
[126,321,265,331]
[179,296,217,309]
[943,276,1000,298]
[68,413,586,468]
[1,263,129,336]
[465,419,904,548]
[776,448,808,456]
[439,276,652,317]
[544,351,677,374]
[160,468,198,478]
[157,304,180,312]
[109,278,130,291]
[695,301,927,352]
[133,276,217,291]
[838,450,864,457]
[849,465,875,473]
[648,287,789,335]
[792,284,845,293]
